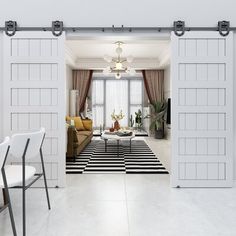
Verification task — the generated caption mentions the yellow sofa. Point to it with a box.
[66,117,93,161]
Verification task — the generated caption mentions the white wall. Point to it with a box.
[164,65,171,99]
[66,65,73,115]
[164,65,171,139]
[1,0,236,26]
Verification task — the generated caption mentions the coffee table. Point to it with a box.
[101,131,135,156]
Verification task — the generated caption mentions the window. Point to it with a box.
[92,76,143,128]
[92,80,104,127]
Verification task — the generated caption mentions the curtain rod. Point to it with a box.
[1,20,234,37]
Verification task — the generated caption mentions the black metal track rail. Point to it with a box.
[1,20,235,37]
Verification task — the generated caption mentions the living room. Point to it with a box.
[65,36,171,174]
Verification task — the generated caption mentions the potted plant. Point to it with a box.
[135,109,142,130]
[129,114,135,128]
[145,101,168,139]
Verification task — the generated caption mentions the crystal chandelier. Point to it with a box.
[103,41,136,79]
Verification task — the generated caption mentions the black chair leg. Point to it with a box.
[22,157,26,236]
[21,138,29,236]
[5,188,17,236]
[2,173,17,236]
[22,187,26,236]
[40,149,51,210]
[2,189,7,205]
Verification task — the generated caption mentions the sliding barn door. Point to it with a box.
[3,32,66,187]
[171,32,233,187]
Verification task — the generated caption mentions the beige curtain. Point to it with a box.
[142,70,164,104]
[73,70,93,113]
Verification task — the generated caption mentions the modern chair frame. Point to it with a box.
[1,145,17,236]
[1,133,51,236]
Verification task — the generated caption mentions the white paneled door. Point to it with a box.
[3,32,66,187]
[171,32,233,187]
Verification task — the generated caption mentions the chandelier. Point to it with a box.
[103,41,136,79]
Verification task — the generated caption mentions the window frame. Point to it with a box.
[92,75,144,129]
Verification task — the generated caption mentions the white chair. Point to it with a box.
[0,137,17,236]
[0,128,51,236]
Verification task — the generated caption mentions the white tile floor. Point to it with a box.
[1,138,236,236]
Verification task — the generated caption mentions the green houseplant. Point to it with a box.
[135,109,142,130]
[146,101,168,139]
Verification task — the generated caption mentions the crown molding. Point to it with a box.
[65,46,77,68]
[159,52,170,68]
[158,44,170,68]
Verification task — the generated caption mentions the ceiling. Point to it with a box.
[65,38,170,69]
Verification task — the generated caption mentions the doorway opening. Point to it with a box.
[64,33,172,175]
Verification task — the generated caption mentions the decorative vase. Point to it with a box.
[114,120,120,131]
[109,123,115,132]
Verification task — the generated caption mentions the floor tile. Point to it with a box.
[127,200,217,236]
[34,201,130,236]
[125,174,173,203]
[1,139,236,236]
[55,174,126,202]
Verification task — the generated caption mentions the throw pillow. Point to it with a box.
[66,116,85,131]
[82,119,93,131]
[74,117,85,131]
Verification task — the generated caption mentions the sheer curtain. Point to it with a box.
[92,80,104,127]
[92,78,143,128]
[106,80,128,127]
[130,80,142,118]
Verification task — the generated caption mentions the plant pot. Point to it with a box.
[155,128,164,139]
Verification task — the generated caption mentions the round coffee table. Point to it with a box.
[101,131,135,156]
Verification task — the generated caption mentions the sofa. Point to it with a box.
[66,117,93,161]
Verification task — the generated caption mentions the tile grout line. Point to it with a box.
[124,174,131,236]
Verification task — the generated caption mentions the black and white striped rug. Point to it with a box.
[66,140,169,174]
